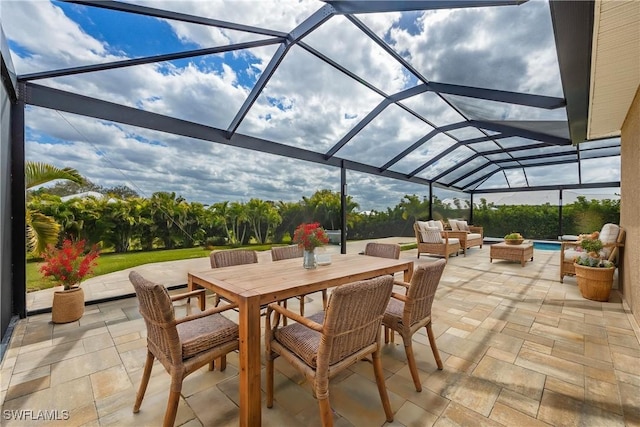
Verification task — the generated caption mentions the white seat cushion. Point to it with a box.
[467,233,482,240]
[444,237,460,245]
[564,248,582,262]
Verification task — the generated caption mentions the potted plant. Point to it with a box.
[573,237,615,301]
[292,222,329,269]
[40,239,100,323]
[504,232,524,245]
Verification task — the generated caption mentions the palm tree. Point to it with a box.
[26,162,84,255]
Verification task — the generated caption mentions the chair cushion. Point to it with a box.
[563,249,582,262]
[444,237,460,245]
[425,220,443,231]
[467,233,482,240]
[599,223,619,244]
[421,228,444,244]
[274,312,325,368]
[599,224,620,258]
[416,221,430,231]
[458,220,470,231]
[383,298,404,328]
[177,313,239,359]
[448,219,459,231]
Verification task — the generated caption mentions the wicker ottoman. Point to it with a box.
[490,241,534,267]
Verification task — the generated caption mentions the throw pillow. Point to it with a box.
[421,227,444,244]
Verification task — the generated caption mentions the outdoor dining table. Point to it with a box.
[187,253,414,426]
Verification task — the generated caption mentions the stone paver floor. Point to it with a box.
[2,241,639,426]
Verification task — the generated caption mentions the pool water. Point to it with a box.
[533,241,561,251]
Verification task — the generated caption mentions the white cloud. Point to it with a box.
[4,0,620,212]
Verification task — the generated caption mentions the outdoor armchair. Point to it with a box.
[382,259,447,392]
[265,275,395,427]
[129,271,239,427]
[560,224,625,282]
[414,222,460,262]
[448,219,483,256]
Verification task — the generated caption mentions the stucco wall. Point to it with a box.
[621,84,640,326]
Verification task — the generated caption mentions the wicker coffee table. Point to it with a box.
[490,241,534,267]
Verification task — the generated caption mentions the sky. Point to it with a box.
[1,0,621,211]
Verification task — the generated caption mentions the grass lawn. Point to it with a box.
[27,245,273,292]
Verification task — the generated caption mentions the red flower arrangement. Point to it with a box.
[40,239,100,290]
[292,222,329,251]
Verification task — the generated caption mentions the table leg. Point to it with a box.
[404,263,414,282]
[187,276,206,311]
[238,295,262,426]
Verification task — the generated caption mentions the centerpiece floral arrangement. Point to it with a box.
[40,239,100,290]
[293,222,329,251]
[574,237,613,268]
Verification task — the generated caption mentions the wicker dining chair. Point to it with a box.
[265,275,395,427]
[363,242,401,259]
[271,245,328,315]
[129,271,239,427]
[382,259,447,392]
[210,249,258,306]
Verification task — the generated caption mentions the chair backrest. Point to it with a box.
[414,222,445,244]
[364,242,401,259]
[598,223,621,259]
[210,249,258,268]
[129,271,182,365]
[605,226,625,263]
[404,259,446,327]
[449,219,469,232]
[271,245,303,261]
[319,275,393,367]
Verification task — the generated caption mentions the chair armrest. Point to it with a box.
[266,303,323,332]
[469,226,483,235]
[171,289,206,302]
[175,302,239,325]
[393,280,410,289]
[443,230,468,239]
[390,292,408,302]
[560,241,580,251]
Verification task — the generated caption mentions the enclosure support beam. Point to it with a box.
[11,87,26,319]
[340,164,347,253]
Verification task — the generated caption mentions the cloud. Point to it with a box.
[5,0,621,213]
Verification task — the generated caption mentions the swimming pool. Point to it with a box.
[532,241,561,251]
[485,240,561,251]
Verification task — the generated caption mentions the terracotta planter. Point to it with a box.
[573,263,615,302]
[52,287,85,323]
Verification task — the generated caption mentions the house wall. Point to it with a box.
[620,84,640,326]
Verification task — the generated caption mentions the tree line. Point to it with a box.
[28,180,620,254]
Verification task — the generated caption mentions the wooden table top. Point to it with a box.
[188,253,414,305]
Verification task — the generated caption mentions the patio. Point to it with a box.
[2,243,639,426]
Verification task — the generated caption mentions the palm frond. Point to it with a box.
[27,209,61,255]
[26,162,84,189]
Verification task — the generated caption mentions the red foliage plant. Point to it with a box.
[40,239,100,290]
[292,222,329,251]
